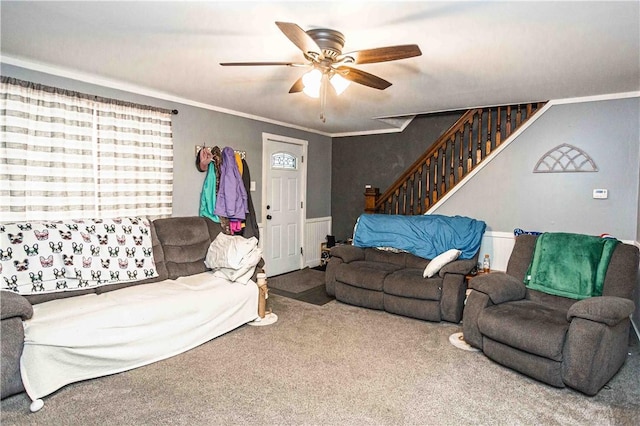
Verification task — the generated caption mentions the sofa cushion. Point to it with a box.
[335,282,384,310]
[384,294,441,322]
[330,245,364,263]
[384,268,442,301]
[335,261,402,291]
[404,253,430,270]
[154,216,222,280]
[478,300,569,361]
[364,248,406,267]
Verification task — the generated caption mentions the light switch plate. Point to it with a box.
[593,189,608,199]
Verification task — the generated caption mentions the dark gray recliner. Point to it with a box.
[1,291,33,399]
[463,234,639,395]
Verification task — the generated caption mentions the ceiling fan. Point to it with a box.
[220,21,422,122]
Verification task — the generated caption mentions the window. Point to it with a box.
[0,77,174,221]
[271,152,297,170]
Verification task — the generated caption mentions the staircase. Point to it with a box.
[365,102,547,215]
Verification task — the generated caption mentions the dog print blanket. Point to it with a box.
[0,217,158,295]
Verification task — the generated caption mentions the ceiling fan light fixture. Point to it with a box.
[302,69,322,98]
[302,69,350,98]
[330,73,350,95]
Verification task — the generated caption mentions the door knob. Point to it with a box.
[266,215,272,220]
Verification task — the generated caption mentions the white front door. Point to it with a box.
[262,133,307,277]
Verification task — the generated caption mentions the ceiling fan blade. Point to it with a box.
[288,76,305,94]
[335,66,392,90]
[275,21,324,60]
[219,61,305,67]
[338,44,422,65]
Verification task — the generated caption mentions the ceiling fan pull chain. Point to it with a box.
[319,72,329,123]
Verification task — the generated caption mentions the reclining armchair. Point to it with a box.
[1,291,33,399]
[463,234,639,395]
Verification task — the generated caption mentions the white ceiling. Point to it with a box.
[1,1,638,137]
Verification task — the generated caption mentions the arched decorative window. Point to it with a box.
[271,152,297,170]
[533,143,598,173]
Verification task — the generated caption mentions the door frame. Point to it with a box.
[261,132,308,275]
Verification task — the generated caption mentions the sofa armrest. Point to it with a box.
[468,272,526,304]
[567,296,634,326]
[1,290,33,321]
[439,258,476,277]
[329,245,365,264]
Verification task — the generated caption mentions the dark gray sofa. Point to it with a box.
[326,245,478,323]
[463,234,639,395]
[0,216,262,400]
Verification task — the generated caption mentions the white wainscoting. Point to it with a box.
[478,231,516,272]
[304,216,332,268]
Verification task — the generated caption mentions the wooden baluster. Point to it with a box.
[457,130,464,181]
[432,152,438,203]
[449,138,455,189]
[440,146,446,196]
[506,106,512,138]
[485,108,492,156]
[417,166,423,214]
[516,104,522,126]
[496,106,502,146]
[476,111,483,165]
[394,189,400,215]
[409,175,415,215]
[425,158,431,209]
[402,181,408,215]
[467,121,473,171]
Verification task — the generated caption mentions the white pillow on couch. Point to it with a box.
[423,249,462,278]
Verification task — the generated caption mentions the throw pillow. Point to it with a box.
[423,249,461,278]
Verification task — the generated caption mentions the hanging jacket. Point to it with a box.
[199,162,220,223]
[211,146,222,194]
[214,147,248,220]
[241,158,260,240]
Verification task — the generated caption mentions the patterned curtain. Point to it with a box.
[0,77,173,221]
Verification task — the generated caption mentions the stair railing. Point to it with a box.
[366,102,547,215]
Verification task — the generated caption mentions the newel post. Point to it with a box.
[364,186,380,214]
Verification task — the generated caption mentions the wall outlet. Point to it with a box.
[593,189,608,199]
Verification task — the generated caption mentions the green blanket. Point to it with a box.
[524,233,619,300]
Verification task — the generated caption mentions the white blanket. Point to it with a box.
[20,273,258,401]
[204,233,262,284]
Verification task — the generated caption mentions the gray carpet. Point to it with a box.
[2,294,639,425]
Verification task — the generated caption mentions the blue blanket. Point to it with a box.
[353,214,486,260]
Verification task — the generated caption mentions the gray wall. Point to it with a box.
[1,64,332,221]
[434,98,640,240]
[331,112,462,241]
[636,136,640,330]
